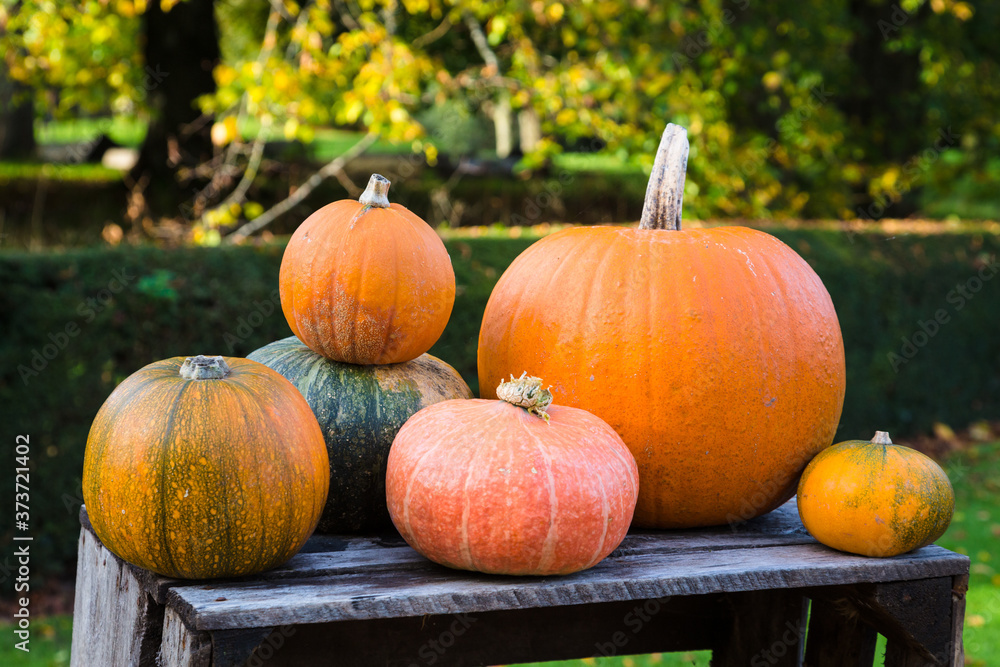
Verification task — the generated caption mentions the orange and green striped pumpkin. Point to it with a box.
[82,355,329,579]
[797,431,954,557]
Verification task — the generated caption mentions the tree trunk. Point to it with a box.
[493,91,512,159]
[0,65,36,159]
[517,108,541,155]
[134,0,219,207]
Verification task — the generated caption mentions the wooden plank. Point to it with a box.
[803,591,878,667]
[78,501,814,597]
[233,596,725,666]
[860,578,954,665]
[168,543,968,631]
[883,643,937,667]
[949,574,968,667]
[712,590,807,667]
[157,607,211,667]
[210,627,275,667]
[76,500,817,612]
[241,527,818,583]
[69,527,164,667]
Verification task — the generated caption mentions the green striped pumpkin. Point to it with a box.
[83,355,329,579]
[248,336,473,532]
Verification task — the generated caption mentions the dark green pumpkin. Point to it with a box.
[248,336,472,532]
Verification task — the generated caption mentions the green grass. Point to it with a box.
[35,117,147,148]
[551,152,646,176]
[935,442,1000,666]
[0,615,71,666]
[0,161,125,184]
[310,128,412,159]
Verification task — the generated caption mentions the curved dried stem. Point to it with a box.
[639,123,689,231]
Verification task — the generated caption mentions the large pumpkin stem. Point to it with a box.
[639,123,689,231]
[180,355,231,380]
[497,371,553,422]
[871,431,893,445]
[359,174,391,208]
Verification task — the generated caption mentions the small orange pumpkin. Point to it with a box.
[797,431,955,557]
[478,124,846,529]
[386,374,639,576]
[279,174,455,365]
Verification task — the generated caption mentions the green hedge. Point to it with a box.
[2,228,998,576]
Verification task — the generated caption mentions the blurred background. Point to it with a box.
[1,1,999,665]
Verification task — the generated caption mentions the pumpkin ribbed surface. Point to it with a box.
[248,336,472,532]
[279,176,455,365]
[797,433,954,557]
[82,356,329,579]
[386,397,639,576]
[478,225,846,528]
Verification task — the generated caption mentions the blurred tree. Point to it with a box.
[0,64,35,159]
[2,0,996,237]
[0,0,218,207]
[195,0,994,240]
[136,0,219,189]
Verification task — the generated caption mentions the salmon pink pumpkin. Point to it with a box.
[386,374,639,576]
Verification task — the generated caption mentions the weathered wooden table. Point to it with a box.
[71,501,969,667]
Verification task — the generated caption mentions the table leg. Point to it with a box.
[159,607,212,667]
[712,590,808,667]
[70,527,164,667]
[803,594,878,666]
[820,575,965,667]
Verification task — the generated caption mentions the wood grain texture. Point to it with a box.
[949,574,968,667]
[81,501,814,602]
[157,608,211,667]
[869,578,954,665]
[69,527,163,667]
[713,590,807,667]
[210,627,276,667]
[166,542,967,631]
[803,592,878,667]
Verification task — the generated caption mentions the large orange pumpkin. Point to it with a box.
[797,431,954,557]
[279,174,455,365]
[478,124,846,528]
[386,374,639,576]
[83,355,329,579]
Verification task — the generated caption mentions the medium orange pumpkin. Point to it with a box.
[279,174,455,365]
[797,431,955,557]
[478,124,846,529]
[386,374,639,576]
[83,355,329,579]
